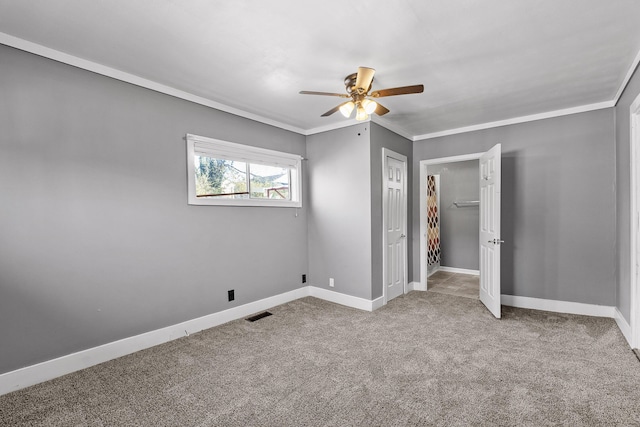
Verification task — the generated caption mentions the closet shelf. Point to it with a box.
[453,200,479,208]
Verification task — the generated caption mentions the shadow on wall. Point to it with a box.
[501,151,559,298]
[501,154,516,295]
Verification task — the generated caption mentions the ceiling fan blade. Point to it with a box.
[374,102,390,116]
[371,84,424,98]
[355,67,375,92]
[299,91,350,98]
[320,102,350,117]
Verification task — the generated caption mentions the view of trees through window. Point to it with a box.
[195,156,290,200]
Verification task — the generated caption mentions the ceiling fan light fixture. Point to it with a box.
[339,101,355,118]
[299,66,423,120]
[355,105,368,121]
[362,99,377,114]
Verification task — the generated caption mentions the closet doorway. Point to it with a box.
[425,160,480,300]
[419,145,502,318]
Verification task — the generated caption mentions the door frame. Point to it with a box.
[629,92,640,349]
[419,153,484,291]
[382,148,408,305]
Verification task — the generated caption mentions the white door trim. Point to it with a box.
[630,92,640,349]
[382,148,408,304]
[419,153,484,291]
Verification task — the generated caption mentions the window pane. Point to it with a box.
[194,156,248,199]
[249,163,290,200]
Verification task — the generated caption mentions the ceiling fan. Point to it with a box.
[299,66,424,121]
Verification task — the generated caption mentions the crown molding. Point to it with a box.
[0,32,307,136]
[304,116,415,140]
[3,31,638,141]
[0,32,403,139]
[412,100,614,141]
[303,118,365,135]
[370,116,414,140]
[614,46,640,105]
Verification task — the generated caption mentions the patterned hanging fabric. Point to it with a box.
[427,175,441,265]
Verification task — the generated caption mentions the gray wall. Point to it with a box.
[615,65,640,322]
[0,41,626,377]
[0,45,308,374]
[306,124,373,299]
[427,160,479,270]
[413,108,616,306]
[369,123,413,299]
[307,122,412,301]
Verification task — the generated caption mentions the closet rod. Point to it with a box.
[453,200,479,207]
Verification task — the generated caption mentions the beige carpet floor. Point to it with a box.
[1,291,639,426]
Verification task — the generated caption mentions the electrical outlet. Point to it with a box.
[329,278,334,287]
[302,274,307,284]
[228,289,234,301]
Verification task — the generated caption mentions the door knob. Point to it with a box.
[400,234,406,238]
[488,239,504,244]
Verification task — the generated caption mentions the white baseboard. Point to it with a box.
[501,295,615,318]
[308,286,381,312]
[0,286,387,396]
[614,308,632,346]
[371,295,385,311]
[0,287,308,396]
[501,296,632,347]
[408,281,426,291]
[2,287,624,396]
[438,266,480,275]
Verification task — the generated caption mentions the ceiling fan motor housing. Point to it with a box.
[344,72,372,95]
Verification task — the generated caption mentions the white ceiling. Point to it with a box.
[1,0,640,138]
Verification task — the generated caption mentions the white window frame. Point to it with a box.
[186,133,302,207]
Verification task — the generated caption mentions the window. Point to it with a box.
[186,134,302,207]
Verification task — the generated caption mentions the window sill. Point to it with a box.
[188,196,302,208]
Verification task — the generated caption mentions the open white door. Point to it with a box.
[383,149,407,303]
[479,144,502,318]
